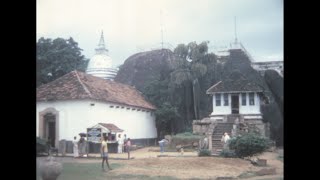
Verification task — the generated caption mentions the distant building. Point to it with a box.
[86,31,119,80]
[251,61,283,76]
[36,71,157,149]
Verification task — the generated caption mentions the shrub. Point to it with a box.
[198,149,211,156]
[37,137,49,155]
[228,133,270,158]
[219,149,236,158]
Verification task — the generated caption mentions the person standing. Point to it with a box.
[123,134,127,152]
[158,139,164,153]
[117,134,123,153]
[126,138,131,160]
[78,136,84,157]
[101,136,112,171]
[221,132,230,150]
[73,136,79,158]
[158,139,167,153]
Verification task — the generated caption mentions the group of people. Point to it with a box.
[117,134,130,154]
[72,136,87,158]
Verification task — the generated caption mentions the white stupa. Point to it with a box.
[86,31,118,80]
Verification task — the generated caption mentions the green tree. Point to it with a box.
[36,37,88,87]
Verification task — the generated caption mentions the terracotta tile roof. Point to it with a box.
[37,70,156,110]
[206,79,264,94]
[99,123,124,132]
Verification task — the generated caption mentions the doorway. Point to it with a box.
[231,94,239,114]
[44,113,56,147]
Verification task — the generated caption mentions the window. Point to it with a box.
[110,105,114,108]
[215,94,221,106]
[249,93,255,105]
[223,94,228,106]
[241,93,246,106]
[116,106,119,108]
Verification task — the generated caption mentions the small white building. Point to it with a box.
[90,123,125,142]
[36,70,157,148]
[207,77,264,122]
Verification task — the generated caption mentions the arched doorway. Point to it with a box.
[39,108,59,148]
[44,113,56,147]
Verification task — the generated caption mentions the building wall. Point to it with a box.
[251,61,283,76]
[36,99,157,141]
[211,92,261,115]
[211,93,231,115]
[239,92,261,114]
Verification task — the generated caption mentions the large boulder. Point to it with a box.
[114,49,177,92]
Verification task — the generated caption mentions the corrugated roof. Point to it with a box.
[37,70,156,110]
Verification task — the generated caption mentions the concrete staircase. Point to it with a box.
[211,122,234,154]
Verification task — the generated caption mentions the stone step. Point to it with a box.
[212,144,223,148]
[213,131,232,134]
[215,125,233,128]
[214,127,233,130]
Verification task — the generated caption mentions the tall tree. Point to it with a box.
[36,37,88,87]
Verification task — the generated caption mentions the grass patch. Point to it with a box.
[237,171,257,179]
[57,162,124,180]
[277,155,283,162]
[114,174,178,179]
[37,162,177,180]
[257,178,283,180]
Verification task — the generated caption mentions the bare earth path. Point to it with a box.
[37,147,283,179]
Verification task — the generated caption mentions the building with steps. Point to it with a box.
[193,46,270,153]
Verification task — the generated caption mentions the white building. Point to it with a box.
[207,78,263,122]
[36,70,157,148]
[251,61,283,76]
[86,31,119,80]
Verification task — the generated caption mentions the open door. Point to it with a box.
[231,94,239,114]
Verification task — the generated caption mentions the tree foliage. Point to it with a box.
[142,41,219,136]
[36,37,88,87]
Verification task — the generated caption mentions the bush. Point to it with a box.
[198,149,211,156]
[37,137,49,155]
[228,133,270,158]
[220,149,236,158]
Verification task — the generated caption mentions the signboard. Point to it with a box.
[87,128,102,142]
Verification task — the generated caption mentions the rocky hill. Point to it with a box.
[114,49,177,92]
[114,46,283,146]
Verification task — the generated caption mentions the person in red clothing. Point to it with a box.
[126,138,131,159]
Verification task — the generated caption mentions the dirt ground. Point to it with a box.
[37,147,283,179]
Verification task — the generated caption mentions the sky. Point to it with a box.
[37,0,283,67]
